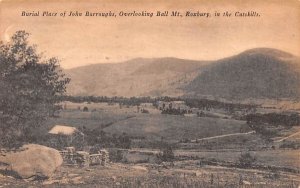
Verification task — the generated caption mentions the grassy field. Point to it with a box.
[43,103,137,133]
[44,103,249,144]
[44,111,135,130]
[103,114,248,142]
[2,102,300,187]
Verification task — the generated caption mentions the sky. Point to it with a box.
[1,0,299,69]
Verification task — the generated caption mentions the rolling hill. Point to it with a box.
[186,48,300,99]
[65,57,207,97]
[65,48,300,100]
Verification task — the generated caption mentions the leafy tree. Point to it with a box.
[0,31,70,148]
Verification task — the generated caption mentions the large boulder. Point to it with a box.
[0,144,63,179]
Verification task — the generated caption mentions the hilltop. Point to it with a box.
[65,48,300,100]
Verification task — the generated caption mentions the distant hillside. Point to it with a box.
[186,48,300,99]
[65,58,207,97]
[65,48,300,100]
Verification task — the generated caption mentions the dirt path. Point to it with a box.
[190,131,256,142]
[98,115,136,129]
[274,130,300,143]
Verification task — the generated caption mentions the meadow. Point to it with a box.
[36,101,300,187]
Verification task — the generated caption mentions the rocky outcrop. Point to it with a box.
[0,144,63,179]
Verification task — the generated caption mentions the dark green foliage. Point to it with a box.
[245,113,300,127]
[61,95,256,113]
[184,98,256,113]
[0,31,70,148]
[161,108,186,115]
[245,113,300,139]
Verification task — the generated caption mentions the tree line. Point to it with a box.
[61,95,257,112]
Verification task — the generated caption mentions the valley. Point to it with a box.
[1,48,300,187]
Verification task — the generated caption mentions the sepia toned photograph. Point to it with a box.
[0,0,299,187]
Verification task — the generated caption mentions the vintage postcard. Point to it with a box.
[0,0,299,187]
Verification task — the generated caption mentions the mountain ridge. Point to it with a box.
[186,48,300,99]
[65,48,300,100]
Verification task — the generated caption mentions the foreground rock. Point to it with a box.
[0,144,63,179]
